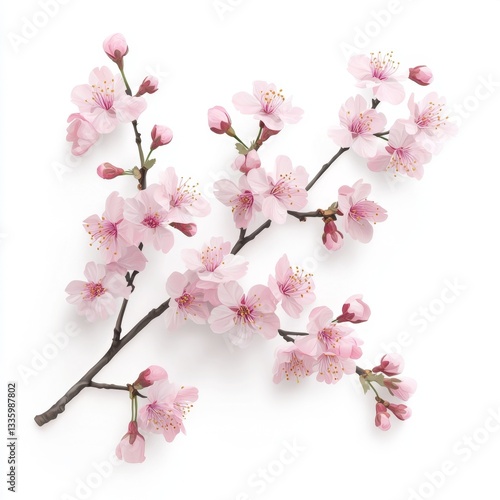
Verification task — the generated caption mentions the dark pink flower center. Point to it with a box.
[349,113,374,136]
[85,281,106,300]
[369,51,399,80]
[416,101,446,130]
[278,267,312,298]
[350,201,381,222]
[201,244,224,272]
[176,292,194,309]
[231,191,254,215]
[91,80,115,110]
[142,213,161,228]
[236,304,256,325]
[87,219,120,251]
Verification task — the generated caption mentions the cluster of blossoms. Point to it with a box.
[115,366,198,463]
[36,35,455,462]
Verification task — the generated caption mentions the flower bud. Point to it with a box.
[375,402,391,431]
[169,222,197,237]
[133,366,168,390]
[150,125,173,150]
[387,402,412,421]
[103,33,129,70]
[208,106,233,135]
[372,353,404,376]
[259,123,280,143]
[408,65,433,86]
[136,76,159,97]
[115,421,146,463]
[322,219,343,251]
[232,150,261,174]
[336,294,371,323]
[97,162,124,179]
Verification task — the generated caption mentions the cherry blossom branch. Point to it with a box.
[34,298,171,426]
[278,329,309,342]
[287,209,328,222]
[305,147,350,191]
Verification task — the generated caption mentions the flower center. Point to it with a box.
[84,281,106,300]
[91,79,115,110]
[349,113,373,136]
[231,191,254,215]
[260,88,285,114]
[416,101,447,130]
[176,292,194,309]
[201,244,224,272]
[350,201,381,222]
[270,172,297,199]
[172,177,200,208]
[279,266,313,298]
[142,213,161,228]
[87,218,120,251]
[369,51,399,80]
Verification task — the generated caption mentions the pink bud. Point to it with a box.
[208,106,233,134]
[408,65,433,86]
[322,219,344,251]
[115,421,146,463]
[97,162,124,179]
[372,353,405,376]
[169,222,197,237]
[133,365,168,390]
[103,33,129,70]
[136,76,159,97]
[375,402,391,431]
[336,294,371,323]
[150,125,173,150]
[384,377,417,401]
[232,150,261,174]
[387,402,412,421]
[259,122,280,143]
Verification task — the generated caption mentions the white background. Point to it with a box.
[1,1,499,499]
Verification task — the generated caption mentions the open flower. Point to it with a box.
[273,344,315,383]
[348,52,405,104]
[138,380,198,442]
[115,421,145,463]
[164,271,210,330]
[232,81,303,131]
[208,282,279,347]
[214,175,262,229]
[247,155,308,224]
[337,180,387,243]
[268,254,315,318]
[182,236,248,288]
[328,95,387,158]
[71,66,146,134]
[367,121,432,179]
[65,262,130,322]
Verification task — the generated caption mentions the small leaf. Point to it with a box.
[132,167,142,179]
[359,375,371,394]
[235,143,248,155]
[366,373,386,387]
[144,158,156,170]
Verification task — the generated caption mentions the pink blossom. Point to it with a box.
[97,162,124,179]
[315,352,356,384]
[273,344,315,383]
[322,219,344,251]
[65,262,130,322]
[182,236,248,288]
[83,191,131,263]
[384,377,417,401]
[375,402,391,431]
[232,150,261,174]
[133,366,169,390]
[208,282,279,347]
[337,179,388,243]
[164,271,210,330]
[66,113,100,156]
[258,123,280,144]
[368,121,432,179]
[247,155,308,224]
[103,33,128,70]
[408,65,433,86]
[71,66,146,134]
[122,188,174,253]
[214,175,262,229]
[208,106,233,135]
[150,125,173,150]
[115,421,145,463]
[295,306,362,360]
[106,245,147,275]
[348,52,405,104]
[136,75,159,96]
[336,294,371,324]
[402,92,457,148]
[232,81,303,131]
[328,95,387,158]
[170,222,197,237]
[154,167,210,223]
[372,353,405,376]
[268,254,315,318]
[138,380,198,442]
[387,402,412,420]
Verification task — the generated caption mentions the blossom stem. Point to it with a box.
[278,329,309,342]
[305,147,350,191]
[255,126,263,144]
[34,298,170,426]
[231,220,272,255]
[233,134,249,149]
[287,209,325,221]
